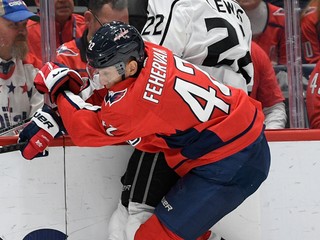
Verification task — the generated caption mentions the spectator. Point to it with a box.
[27,0,86,61]
[19,21,271,240]
[128,0,148,32]
[306,59,320,128]
[238,0,287,65]
[266,0,309,8]
[301,0,320,63]
[0,0,43,133]
[250,41,287,129]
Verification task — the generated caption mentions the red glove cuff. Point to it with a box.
[22,129,53,160]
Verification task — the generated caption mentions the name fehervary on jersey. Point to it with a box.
[143,47,168,104]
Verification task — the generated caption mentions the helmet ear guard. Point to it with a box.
[86,21,145,70]
[114,62,126,80]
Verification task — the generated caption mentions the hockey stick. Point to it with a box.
[0,117,32,136]
[0,141,50,156]
[0,142,26,154]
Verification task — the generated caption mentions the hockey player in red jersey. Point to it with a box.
[306,59,320,128]
[19,22,271,240]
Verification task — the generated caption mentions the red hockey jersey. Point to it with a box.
[250,42,285,108]
[253,3,286,65]
[301,5,320,63]
[306,60,320,128]
[57,42,265,176]
[27,13,86,61]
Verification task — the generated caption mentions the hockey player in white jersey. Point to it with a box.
[141,0,253,92]
[108,0,254,239]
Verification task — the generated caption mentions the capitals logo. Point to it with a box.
[106,89,127,106]
[56,44,78,57]
[273,8,285,16]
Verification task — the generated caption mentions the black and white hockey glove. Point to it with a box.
[18,105,65,160]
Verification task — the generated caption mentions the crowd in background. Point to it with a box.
[7,0,316,130]
[0,0,318,131]
[0,1,319,239]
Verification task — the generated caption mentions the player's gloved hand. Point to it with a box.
[34,62,84,103]
[18,104,65,160]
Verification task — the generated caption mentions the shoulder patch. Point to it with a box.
[56,44,78,56]
[273,8,285,16]
[106,89,127,106]
[305,6,316,16]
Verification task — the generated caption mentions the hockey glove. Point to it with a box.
[34,62,84,103]
[18,105,65,160]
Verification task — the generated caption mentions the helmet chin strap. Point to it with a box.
[115,62,126,80]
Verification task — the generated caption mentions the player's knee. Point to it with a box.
[107,201,129,240]
[134,214,183,240]
[125,202,155,240]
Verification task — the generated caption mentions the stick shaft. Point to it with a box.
[0,142,25,154]
[0,117,32,136]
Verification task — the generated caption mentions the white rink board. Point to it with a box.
[0,141,320,240]
[260,141,320,240]
[211,140,320,240]
[0,148,66,240]
[0,145,133,240]
[64,145,133,240]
